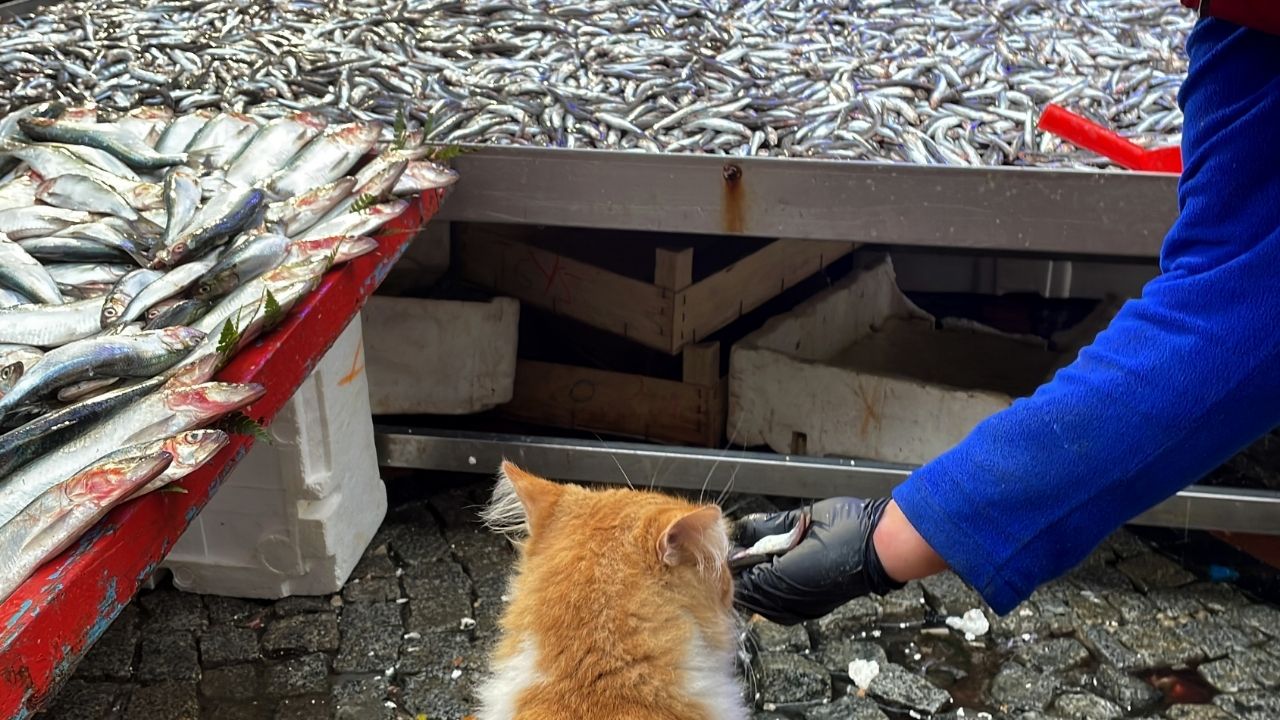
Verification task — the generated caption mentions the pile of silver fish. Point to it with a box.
[0,101,459,603]
[0,0,1190,167]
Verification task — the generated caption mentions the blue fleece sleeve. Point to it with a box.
[892,19,1280,615]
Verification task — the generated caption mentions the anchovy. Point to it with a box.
[194,233,289,300]
[0,296,106,347]
[35,174,140,221]
[151,187,267,269]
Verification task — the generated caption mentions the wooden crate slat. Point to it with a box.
[501,359,724,447]
[676,239,853,346]
[457,228,674,351]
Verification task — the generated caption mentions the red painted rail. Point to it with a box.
[0,189,443,719]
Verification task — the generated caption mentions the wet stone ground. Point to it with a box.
[35,484,1280,720]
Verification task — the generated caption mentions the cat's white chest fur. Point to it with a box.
[476,632,750,720]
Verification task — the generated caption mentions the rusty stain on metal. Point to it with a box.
[721,163,745,234]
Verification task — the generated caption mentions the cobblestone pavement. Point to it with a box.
[36,482,1280,720]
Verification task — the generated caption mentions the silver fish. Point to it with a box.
[0,236,63,305]
[0,326,205,418]
[35,174,140,221]
[0,450,173,604]
[0,295,103,347]
[224,112,328,188]
[101,268,162,327]
[0,381,264,528]
[265,122,382,199]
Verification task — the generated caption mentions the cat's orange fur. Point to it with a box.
[476,462,749,720]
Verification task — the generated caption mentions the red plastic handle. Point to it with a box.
[1038,103,1182,174]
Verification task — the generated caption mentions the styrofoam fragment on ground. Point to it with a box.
[946,609,991,639]
[848,659,880,690]
[164,317,388,598]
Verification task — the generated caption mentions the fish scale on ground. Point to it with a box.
[0,0,1185,167]
[0,100,460,606]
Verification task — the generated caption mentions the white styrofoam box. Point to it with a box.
[729,253,1091,466]
[361,295,519,415]
[165,315,387,598]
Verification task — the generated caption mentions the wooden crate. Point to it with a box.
[457,225,853,355]
[499,342,726,448]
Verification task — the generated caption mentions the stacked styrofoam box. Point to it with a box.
[164,316,386,598]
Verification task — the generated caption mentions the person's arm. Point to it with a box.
[736,18,1280,620]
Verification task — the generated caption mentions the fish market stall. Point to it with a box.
[0,0,1186,251]
[0,90,452,715]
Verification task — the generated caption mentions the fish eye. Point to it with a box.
[104,307,118,318]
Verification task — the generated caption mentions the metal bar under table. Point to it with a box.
[375,428,1280,536]
[439,147,1180,259]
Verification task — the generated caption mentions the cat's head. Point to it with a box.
[481,460,734,613]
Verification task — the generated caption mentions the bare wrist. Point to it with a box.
[872,500,948,583]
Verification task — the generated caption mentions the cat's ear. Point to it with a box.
[481,461,566,540]
[658,506,726,569]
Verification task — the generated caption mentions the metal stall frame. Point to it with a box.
[377,147,1280,536]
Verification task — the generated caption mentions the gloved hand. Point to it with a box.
[732,497,903,625]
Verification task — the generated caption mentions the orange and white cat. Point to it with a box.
[476,461,750,720]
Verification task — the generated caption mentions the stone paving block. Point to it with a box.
[1088,664,1161,715]
[137,632,200,683]
[865,662,951,715]
[205,596,270,626]
[76,605,139,681]
[1146,589,1205,620]
[201,663,262,701]
[403,562,473,635]
[202,700,271,720]
[199,624,260,667]
[1213,689,1280,720]
[1102,529,1151,558]
[879,581,928,624]
[919,571,985,616]
[336,602,403,673]
[1180,616,1256,660]
[757,652,831,705]
[1065,565,1136,594]
[398,630,480,677]
[351,543,399,579]
[1015,637,1092,673]
[139,589,208,634]
[813,638,886,677]
[1185,582,1252,613]
[271,596,335,617]
[263,613,340,656]
[331,674,393,720]
[1048,690,1124,720]
[38,680,130,719]
[276,695,334,720]
[380,522,453,567]
[1115,553,1197,592]
[992,603,1053,640]
[1081,626,1143,672]
[750,617,811,653]
[1066,590,1119,628]
[990,662,1060,712]
[1113,622,1206,669]
[813,596,880,642]
[802,694,889,719]
[1103,590,1154,624]
[1166,703,1243,720]
[398,672,472,718]
[341,576,401,604]
[1200,646,1280,695]
[266,654,330,697]
[1227,603,1280,639]
[124,681,198,720]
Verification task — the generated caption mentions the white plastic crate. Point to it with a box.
[164,316,387,598]
[361,295,519,415]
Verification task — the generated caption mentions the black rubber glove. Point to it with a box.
[732,497,904,625]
